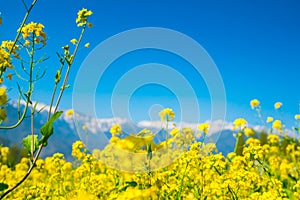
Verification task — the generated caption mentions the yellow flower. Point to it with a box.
[1,40,20,62]
[159,108,175,122]
[70,38,78,44]
[266,117,274,123]
[0,87,8,106]
[233,118,247,130]
[66,109,74,117]
[170,128,180,137]
[24,40,30,46]
[295,114,300,120]
[274,102,282,110]
[198,123,210,135]
[244,127,255,137]
[0,108,7,121]
[19,22,46,46]
[84,43,90,48]
[76,8,93,27]
[272,120,283,131]
[110,124,122,135]
[1,146,9,157]
[82,125,88,130]
[62,45,70,55]
[1,40,19,55]
[250,99,260,109]
[268,134,280,144]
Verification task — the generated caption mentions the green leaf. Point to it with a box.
[22,135,39,154]
[0,183,8,191]
[39,111,63,146]
[294,127,300,131]
[125,181,138,187]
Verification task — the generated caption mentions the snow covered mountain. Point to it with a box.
[0,101,238,161]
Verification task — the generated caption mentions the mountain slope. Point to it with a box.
[0,102,237,161]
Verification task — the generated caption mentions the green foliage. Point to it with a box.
[22,135,38,155]
[234,132,245,156]
[259,131,268,145]
[39,111,63,146]
[0,183,8,192]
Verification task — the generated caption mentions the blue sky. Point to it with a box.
[1,0,300,128]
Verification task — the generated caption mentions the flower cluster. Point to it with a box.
[1,100,300,199]
[250,99,260,109]
[109,124,122,135]
[19,22,46,46]
[159,108,175,122]
[0,41,19,76]
[0,87,7,121]
[1,130,300,199]
[198,123,210,135]
[76,8,93,27]
[233,118,247,130]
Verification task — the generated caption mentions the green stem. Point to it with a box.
[177,160,190,199]
[0,0,37,78]
[48,63,64,120]
[234,131,245,156]
[53,25,86,113]
[0,144,43,200]
[0,0,38,129]
[31,108,35,160]
[256,159,281,197]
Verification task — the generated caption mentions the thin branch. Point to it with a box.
[31,108,35,160]
[53,24,87,114]
[0,144,43,200]
[0,0,38,129]
[21,0,29,11]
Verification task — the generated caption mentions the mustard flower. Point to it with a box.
[159,108,175,122]
[19,22,46,46]
[0,108,6,121]
[266,116,274,123]
[84,42,90,48]
[250,99,260,109]
[1,40,19,58]
[272,120,283,131]
[82,125,88,130]
[0,87,8,106]
[65,109,74,117]
[110,124,122,135]
[233,118,247,130]
[70,38,78,44]
[24,40,30,46]
[268,134,280,144]
[244,127,255,137]
[76,8,93,27]
[198,123,210,135]
[62,45,70,55]
[274,102,282,110]
[170,128,180,137]
[0,40,19,72]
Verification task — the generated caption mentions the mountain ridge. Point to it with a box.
[0,101,238,161]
